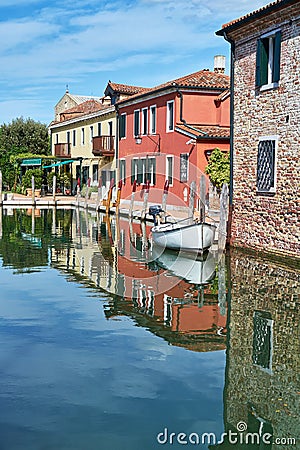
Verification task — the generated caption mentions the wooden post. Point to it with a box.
[141,180,150,221]
[53,175,57,203]
[85,177,91,208]
[218,183,229,251]
[188,181,196,220]
[218,253,226,316]
[32,175,35,205]
[96,178,102,211]
[199,175,206,222]
[0,170,2,206]
[161,179,169,222]
[129,180,137,218]
[106,178,114,215]
[115,180,122,214]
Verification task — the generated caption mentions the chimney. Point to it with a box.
[214,55,226,74]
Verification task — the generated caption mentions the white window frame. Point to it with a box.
[147,156,156,186]
[166,155,174,186]
[257,135,278,194]
[142,107,148,135]
[166,100,174,132]
[259,28,281,91]
[134,109,140,137]
[140,157,147,184]
[150,105,156,134]
[119,158,126,184]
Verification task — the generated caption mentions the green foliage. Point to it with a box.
[0,117,50,188]
[205,148,230,191]
[22,169,43,189]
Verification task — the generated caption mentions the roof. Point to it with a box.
[118,69,230,105]
[216,0,298,34]
[67,93,102,104]
[176,124,230,139]
[105,81,150,96]
[61,99,104,116]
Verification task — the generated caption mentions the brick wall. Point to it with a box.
[229,4,300,258]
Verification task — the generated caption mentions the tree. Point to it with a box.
[205,148,230,191]
[0,117,50,188]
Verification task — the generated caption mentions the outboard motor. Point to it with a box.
[148,205,164,226]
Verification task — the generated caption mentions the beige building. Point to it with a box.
[49,83,148,193]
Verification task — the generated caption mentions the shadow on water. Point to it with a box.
[0,207,298,449]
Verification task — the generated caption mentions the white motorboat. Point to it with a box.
[151,220,216,253]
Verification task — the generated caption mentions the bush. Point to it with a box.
[205,148,230,191]
[22,169,43,189]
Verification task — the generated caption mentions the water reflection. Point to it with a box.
[0,208,298,449]
[210,249,299,449]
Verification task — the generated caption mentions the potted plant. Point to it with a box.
[22,168,43,197]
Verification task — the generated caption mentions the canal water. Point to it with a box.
[0,208,298,450]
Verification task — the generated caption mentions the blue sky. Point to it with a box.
[0,0,268,126]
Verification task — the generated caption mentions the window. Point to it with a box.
[166,100,174,132]
[92,164,98,183]
[140,158,147,184]
[98,123,102,136]
[119,159,126,184]
[67,131,70,144]
[142,108,148,135]
[81,128,85,145]
[256,30,281,89]
[180,153,189,182]
[131,158,139,184]
[257,136,277,193]
[55,134,59,144]
[253,311,273,372]
[108,121,113,136]
[134,110,140,137]
[150,105,156,134]
[119,113,126,139]
[147,157,156,185]
[72,130,76,146]
[166,155,174,185]
[90,125,94,142]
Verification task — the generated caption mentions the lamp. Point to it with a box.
[135,134,161,152]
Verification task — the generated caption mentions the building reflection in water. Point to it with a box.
[210,249,299,449]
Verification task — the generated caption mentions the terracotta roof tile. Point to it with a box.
[117,69,229,104]
[62,99,104,115]
[107,82,150,95]
[219,0,297,32]
[176,124,230,139]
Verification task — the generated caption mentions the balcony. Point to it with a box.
[92,136,115,157]
[54,143,71,158]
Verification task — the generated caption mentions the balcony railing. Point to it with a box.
[54,143,71,157]
[92,135,115,157]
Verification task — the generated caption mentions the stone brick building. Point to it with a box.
[217,0,300,258]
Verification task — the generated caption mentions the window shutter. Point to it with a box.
[137,159,143,184]
[273,31,281,83]
[131,159,135,184]
[256,39,261,87]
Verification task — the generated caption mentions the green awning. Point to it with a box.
[43,159,76,168]
[21,158,42,167]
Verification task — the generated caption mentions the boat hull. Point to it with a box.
[151,221,216,253]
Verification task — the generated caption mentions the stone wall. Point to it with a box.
[229,3,300,258]
[224,249,299,446]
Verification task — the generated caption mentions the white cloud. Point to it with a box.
[0,0,269,123]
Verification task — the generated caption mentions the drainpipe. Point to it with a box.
[176,88,208,136]
[223,31,235,246]
[115,104,120,185]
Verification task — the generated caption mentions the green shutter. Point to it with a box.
[256,39,262,87]
[273,31,281,83]
[137,159,143,184]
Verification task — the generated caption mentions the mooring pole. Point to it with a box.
[188,181,196,221]
[161,179,169,222]
[115,179,122,215]
[129,180,137,219]
[141,180,150,221]
[96,178,102,211]
[106,178,114,216]
[31,175,36,206]
[199,175,206,222]
[85,177,91,208]
[53,175,57,203]
[218,183,229,251]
